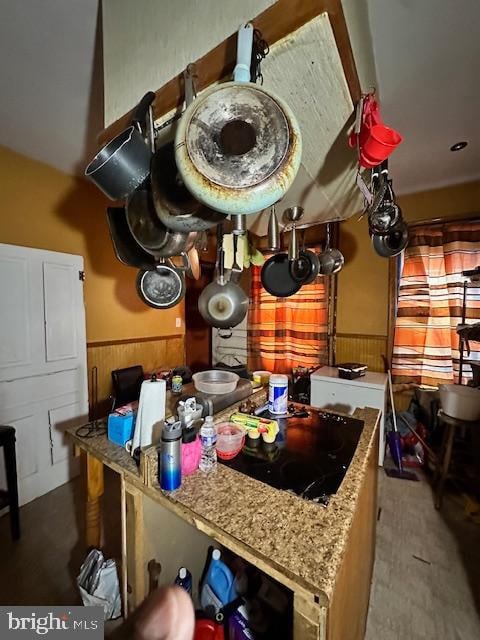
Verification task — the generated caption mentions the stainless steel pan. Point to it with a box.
[106,207,156,270]
[198,233,248,329]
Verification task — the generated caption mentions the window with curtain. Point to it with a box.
[392,221,480,386]
[247,253,330,373]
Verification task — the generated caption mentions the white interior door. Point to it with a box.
[0,244,88,505]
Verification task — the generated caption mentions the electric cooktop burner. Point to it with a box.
[219,403,364,506]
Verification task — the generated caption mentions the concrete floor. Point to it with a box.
[0,468,479,639]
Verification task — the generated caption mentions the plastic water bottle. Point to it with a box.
[199,415,217,472]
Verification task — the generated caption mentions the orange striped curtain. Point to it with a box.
[247,258,329,373]
[392,222,480,386]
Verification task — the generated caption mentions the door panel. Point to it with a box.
[0,255,31,368]
[43,262,78,362]
[0,244,88,504]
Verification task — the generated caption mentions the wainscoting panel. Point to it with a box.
[87,335,185,410]
[335,334,388,372]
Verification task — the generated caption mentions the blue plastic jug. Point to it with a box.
[202,549,237,606]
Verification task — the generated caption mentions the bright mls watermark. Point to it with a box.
[0,607,103,638]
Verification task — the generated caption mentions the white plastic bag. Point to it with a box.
[77,549,121,620]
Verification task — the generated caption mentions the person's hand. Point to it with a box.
[133,586,195,640]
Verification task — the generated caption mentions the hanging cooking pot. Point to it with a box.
[85,92,155,200]
[372,220,409,257]
[261,253,301,297]
[151,66,226,232]
[318,223,344,275]
[106,207,156,270]
[136,257,188,309]
[125,102,198,258]
[368,165,401,234]
[289,231,320,284]
[198,242,248,329]
[174,24,302,216]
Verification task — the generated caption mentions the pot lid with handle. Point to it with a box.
[136,263,186,309]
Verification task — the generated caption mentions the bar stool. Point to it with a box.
[0,426,20,540]
[434,411,480,510]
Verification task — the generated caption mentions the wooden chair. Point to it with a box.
[111,365,144,411]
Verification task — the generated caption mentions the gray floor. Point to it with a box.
[365,472,480,640]
[0,469,479,639]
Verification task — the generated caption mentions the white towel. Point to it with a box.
[131,378,166,453]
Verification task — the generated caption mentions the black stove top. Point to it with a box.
[219,403,364,505]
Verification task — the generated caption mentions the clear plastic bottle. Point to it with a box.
[199,415,217,472]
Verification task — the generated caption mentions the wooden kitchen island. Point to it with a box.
[67,395,379,640]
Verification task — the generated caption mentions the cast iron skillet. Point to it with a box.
[261,253,302,297]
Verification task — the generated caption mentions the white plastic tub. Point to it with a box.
[439,384,480,421]
[192,370,239,395]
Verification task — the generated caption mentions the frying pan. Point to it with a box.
[151,66,226,232]
[85,92,154,200]
[136,260,186,309]
[372,220,409,257]
[106,207,156,270]
[174,24,302,215]
[261,253,301,297]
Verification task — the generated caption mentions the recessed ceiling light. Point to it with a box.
[450,141,468,152]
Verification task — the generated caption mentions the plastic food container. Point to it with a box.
[192,370,239,395]
[252,370,271,386]
[215,422,245,460]
[439,384,480,421]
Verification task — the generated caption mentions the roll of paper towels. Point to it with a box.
[131,378,166,452]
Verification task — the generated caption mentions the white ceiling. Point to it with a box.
[0,0,102,175]
[0,0,478,196]
[367,0,480,194]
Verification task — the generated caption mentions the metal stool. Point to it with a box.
[0,426,20,540]
[433,411,480,510]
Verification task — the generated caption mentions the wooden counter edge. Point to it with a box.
[326,418,379,640]
[123,471,327,608]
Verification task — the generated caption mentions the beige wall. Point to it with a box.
[102,0,274,125]
[337,180,480,337]
[0,145,184,343]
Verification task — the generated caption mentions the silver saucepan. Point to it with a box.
[85,92,155,200]
[198,236,248,330]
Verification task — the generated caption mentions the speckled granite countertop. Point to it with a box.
[145,405,380,600]
[66,390,379,601]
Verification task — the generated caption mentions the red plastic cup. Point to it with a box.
[361,124,402,164]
